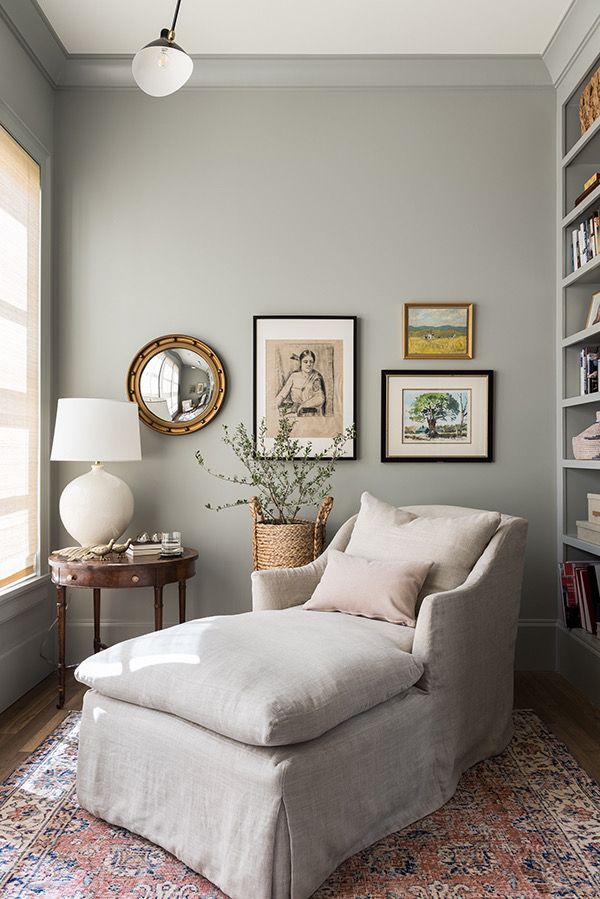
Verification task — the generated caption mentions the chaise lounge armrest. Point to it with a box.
[251,515,357,611]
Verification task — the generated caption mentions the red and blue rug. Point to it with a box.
[0,710,598,897]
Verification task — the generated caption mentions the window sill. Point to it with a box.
[0,573,49,602]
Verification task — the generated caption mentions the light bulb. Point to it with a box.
[157,49,169,69]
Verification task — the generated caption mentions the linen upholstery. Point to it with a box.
[77,503,528,899]
[304,549,431,625]
[345,491,501,598]
[75,609,423,746]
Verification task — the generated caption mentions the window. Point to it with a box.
[0,124,41,589]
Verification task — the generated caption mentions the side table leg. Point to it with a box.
[56,586,66,709]
[154,586,163,630]
[93,588,102,653]
[178,580,186,623]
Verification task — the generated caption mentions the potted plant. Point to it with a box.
[195,417,354,569]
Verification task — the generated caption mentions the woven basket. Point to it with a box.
[579,68,600,135]
[250,496,333,570]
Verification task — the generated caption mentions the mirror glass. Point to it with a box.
[128,336,226,435]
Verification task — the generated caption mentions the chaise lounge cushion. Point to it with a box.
[346,492,501,598]
[75,608,422,747]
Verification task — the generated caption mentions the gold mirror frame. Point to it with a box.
[127,334,226,436]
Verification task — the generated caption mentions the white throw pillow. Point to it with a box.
[345,492,501,598]
[304,549,432,626]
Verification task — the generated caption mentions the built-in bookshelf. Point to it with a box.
[558,45,600,697]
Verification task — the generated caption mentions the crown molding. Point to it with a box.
[0,0,553,90]
[57,54,553,91]
[543,0,600,90]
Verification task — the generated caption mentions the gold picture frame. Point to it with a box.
[403,303,474,360]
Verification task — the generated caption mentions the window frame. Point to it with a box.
[0,100,51,603]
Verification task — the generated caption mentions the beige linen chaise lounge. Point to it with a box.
[75,500,527,899]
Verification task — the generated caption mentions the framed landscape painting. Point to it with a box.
[254,315,357,458]
[404,303,473,359]
[381,370,493,462]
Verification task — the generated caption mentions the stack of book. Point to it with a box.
[579,345,599,394]
[126,542,162,559]
[559,561,599,636]
[571,211,600,272]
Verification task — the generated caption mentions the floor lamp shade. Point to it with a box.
[51,399,142,546]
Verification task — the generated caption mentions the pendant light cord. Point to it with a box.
[171,0,183,33]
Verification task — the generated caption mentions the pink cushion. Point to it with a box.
[303,550,432,626]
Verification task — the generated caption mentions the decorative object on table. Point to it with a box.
[381,370,494,462]
[585,291,600,328]
[128,335,226,436]
[161,531,183,557]
[112,539,133,555]
[132,0,193,97]
[578,345,599,394]
[254,315,357,459]
[196,416,354,569]
[403,303,473,360]
[579,66,600,134]
[52,540,116,562]
[51,398,142,546]
[572,410,600,459]
[4,712,598,899]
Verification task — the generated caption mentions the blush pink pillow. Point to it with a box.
[303,550,432,626]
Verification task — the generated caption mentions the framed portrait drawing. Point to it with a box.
[381,370,493,462]
[585,291,600,329]
[404,303,473,359]
[254,316,357,459]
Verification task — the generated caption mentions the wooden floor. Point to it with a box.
[0,670,599,784]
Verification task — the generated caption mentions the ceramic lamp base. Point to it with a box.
[59,463,134,546]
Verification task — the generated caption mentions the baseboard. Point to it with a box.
[556,623,600,707]
[515,619,557,670]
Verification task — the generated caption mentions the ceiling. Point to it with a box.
[36,0,574,57]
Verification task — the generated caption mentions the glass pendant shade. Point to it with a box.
[132,35,193,97]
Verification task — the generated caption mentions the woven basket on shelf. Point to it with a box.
[250,496,333,571]
[579,67,600,135]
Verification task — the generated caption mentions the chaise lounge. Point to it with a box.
[75,495,527,899]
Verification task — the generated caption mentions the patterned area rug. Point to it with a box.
[0,711,598,898]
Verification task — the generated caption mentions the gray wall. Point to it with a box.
[0,15,55,710]
[54,87,555,662]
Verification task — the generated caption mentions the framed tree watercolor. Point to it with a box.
[254,316,357,459]
[404,303,473,359]
[381,370,493,462]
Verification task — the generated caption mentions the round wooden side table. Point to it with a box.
[48,548,199,709]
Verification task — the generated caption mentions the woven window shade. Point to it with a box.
[0,125,40,588]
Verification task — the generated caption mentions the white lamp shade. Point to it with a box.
[51,399,142,462]
[132,39,193,97]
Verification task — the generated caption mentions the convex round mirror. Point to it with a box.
[127,335,226,435]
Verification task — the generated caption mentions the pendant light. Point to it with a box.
[132,0,193,97]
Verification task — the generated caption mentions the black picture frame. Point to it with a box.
[381,369,494,462]
[253,315,357,460]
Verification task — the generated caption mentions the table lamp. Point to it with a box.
[51,398,142,546]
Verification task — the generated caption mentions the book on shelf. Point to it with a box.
[125,543,162,557]
[570,213,600,272]
[574,175,600,207]
[559,561,599,636]
[579,345,599,394]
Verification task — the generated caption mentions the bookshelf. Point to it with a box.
[558,44,600,701]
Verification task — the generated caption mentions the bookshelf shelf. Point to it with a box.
[562,113,600,168]
[562,182,600,229]
[562,393,600,407]
[562,322,600,347]
[562,459,600,468]
[562,534,600,556]
[562,252,600,287]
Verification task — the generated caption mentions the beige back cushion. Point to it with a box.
[345,492,501,597]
